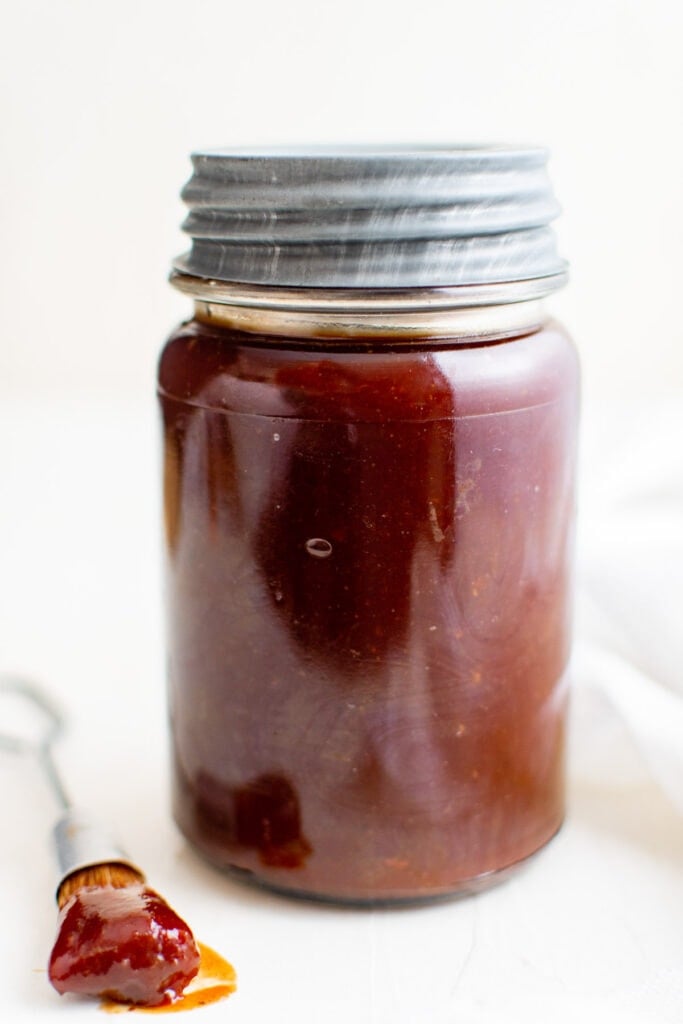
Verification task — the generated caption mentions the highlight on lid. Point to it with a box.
[174,145,567,289]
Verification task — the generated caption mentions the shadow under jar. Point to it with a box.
[159,147,580,904]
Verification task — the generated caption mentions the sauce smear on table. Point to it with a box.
[102,943,236,1013]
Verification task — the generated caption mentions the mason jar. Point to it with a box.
[159,147,579,904]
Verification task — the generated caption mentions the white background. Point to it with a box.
[1,3,682,1024]
[1,0,682,404]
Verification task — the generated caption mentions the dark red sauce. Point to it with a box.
[102,943,236,1014]
[48,885,200,1006]
[159,316,579,902]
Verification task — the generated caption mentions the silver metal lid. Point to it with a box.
[174,145,567,291]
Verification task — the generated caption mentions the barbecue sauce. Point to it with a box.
[159,315,579,902]
[49,885,200,1007]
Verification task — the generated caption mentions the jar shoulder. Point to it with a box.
[157,317,579,420]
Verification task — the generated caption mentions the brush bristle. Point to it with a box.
[57,863,145,909]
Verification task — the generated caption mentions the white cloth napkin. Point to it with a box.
[573,397,683,813]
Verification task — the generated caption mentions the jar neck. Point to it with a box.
[171,272,561,343]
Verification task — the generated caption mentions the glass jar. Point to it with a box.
[159,148,579,904]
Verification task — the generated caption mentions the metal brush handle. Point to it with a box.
[0,674,142,888]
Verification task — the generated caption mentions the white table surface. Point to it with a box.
[1,394,681,1024]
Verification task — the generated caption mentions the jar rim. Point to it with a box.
[171,273,554,343]
[170,270,568,312]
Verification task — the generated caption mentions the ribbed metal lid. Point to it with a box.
[174,145,567,290]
